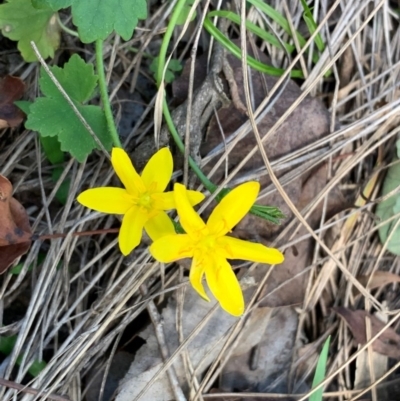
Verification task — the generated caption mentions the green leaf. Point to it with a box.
[31,0,71,11]
[175,0,197,25]
[15,354,47,376]
[25,54,112,162]
[39,54,98,102]
[9,253,45,275]
[300,0,325,52]
[150,57,182,84]
[52,167,70,205]
[0,336,17,355]
[0,0,60,62]
[376,142,400,255]
[28,360,47,376]
[69,0,147,43]
[40,136,64,164]
[14,100,32,115]
[310,336,330,401]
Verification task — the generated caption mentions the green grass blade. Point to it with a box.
[203,13,304,78]
[300,0,325,52]
[310,336,331,401]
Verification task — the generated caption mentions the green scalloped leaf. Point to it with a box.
[31,0,72,11]
[25,54,112,162]
[70,0,147,43]
[0,0,60,62]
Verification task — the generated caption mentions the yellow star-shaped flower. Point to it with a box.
[150,182,284,316]
[77,148,204,255]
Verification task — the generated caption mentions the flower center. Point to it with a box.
[136,192,152,210]
[194,234,217,254]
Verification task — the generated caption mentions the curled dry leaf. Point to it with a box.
[0,75,25,129]
[333,307,400,360]
[0,174,32,273]
[356,271,400,294]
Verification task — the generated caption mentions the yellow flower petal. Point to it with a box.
[150,234,193,262]
[189,256,210,302]
[157,189,205,211]
[217,236,284,265]
[205,255,244,316]
[119,206,149,255]
[111,148,146,195]
[141,148,173,192]
[207,182,260,236]
[77,187,133,214]
[174,183,206,234]
[156,191,175,210]
[144,211,176,241]
[186,190,205,206]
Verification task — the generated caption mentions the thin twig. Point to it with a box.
[0,378,70,401]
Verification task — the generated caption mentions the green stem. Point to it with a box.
[156,0,284,223]
[56,14,79,37]
[95,39,122,148]
[157,0,216,192]
[162,100,217,192]
[156,0,187,86]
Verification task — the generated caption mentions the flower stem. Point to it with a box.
[56,14,79,37]
[162,100,217,192]
[156,0,216,192]
[95,39,122,148]
[156,0,283,224]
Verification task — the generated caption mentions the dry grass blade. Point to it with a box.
[0,0,399,400]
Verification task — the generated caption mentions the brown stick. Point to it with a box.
[0,377,70,401]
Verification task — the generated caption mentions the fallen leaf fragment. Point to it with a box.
[356,270,400,293]
[333,307,400,359]
[0,75,25,128]
[0,175,32,273]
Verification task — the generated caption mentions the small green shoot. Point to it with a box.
[0,335,17,355]
[203,11,303,78]
[16,354,47,377]
[0,335,47,377]
[25,54,112,162]
[175,0,197,25]
[0,0,60,62]
[9,253,46,275]
[376,140,400,255]
[150,57,183,84]
[52,167,71,205]
[310,336,330,401]
[300,0,325,52]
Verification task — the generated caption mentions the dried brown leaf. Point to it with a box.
[356,271,400,291]
[0,174,32,273]
[0,75,25,128]
[333,307,400,360]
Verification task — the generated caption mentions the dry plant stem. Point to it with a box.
[211,0,386,306]
[201,0,346,181]
[132,303,222,401]
[98,330,123,401]
[29,41,111,159]
[238,1,392,398]
[0,378,70,401]
[140,284,187,401]
[183,0,213,185]
[36,227,119,241]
